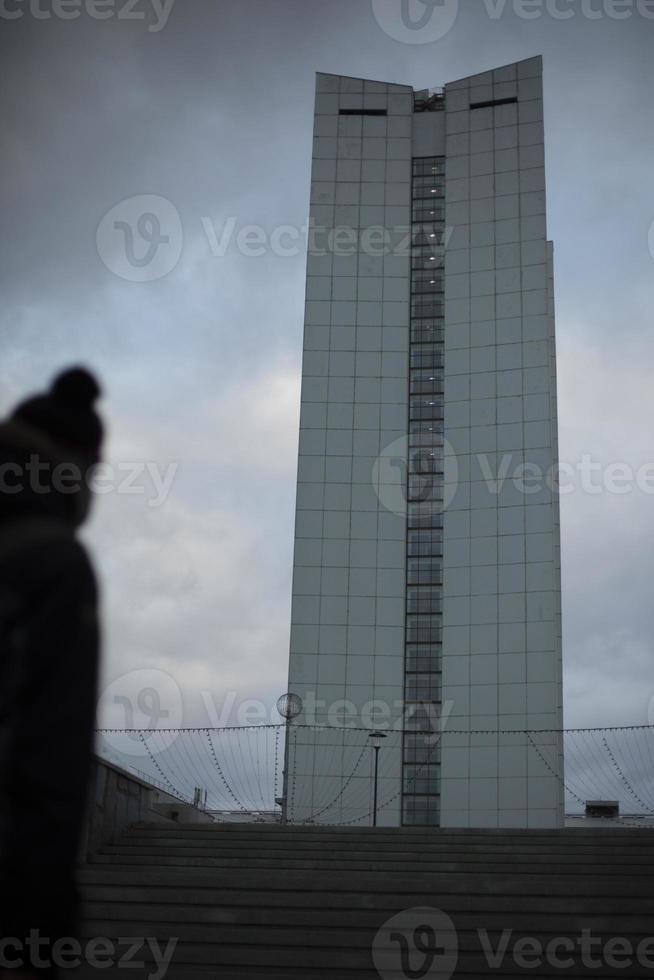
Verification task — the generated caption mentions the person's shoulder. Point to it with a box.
[0,517,96,592]
[48,531,95,575]
[40,525,96,583]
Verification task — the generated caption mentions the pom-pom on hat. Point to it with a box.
[12,366,104,463]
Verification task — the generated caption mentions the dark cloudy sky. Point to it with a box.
[1,0,653,734]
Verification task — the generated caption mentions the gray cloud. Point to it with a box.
[1,2,653,752]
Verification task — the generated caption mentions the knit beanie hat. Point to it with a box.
[11,367,104,463]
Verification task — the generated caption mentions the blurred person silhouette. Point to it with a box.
[0,368,104,977]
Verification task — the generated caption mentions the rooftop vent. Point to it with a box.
[585,800,620,819]
[414,88,445,113]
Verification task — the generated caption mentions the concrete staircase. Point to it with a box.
[76,823,654,979]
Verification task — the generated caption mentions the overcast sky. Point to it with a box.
[1,0,653,738]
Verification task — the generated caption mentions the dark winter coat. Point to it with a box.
[0,418,100,950]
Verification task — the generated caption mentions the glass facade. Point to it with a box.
[287,63,562,828]
[402,154,445,826]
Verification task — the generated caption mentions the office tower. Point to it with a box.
[284,57,563,828]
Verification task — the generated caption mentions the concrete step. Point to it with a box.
[70,970,654,980]
[125,822,654,841]
[76,825,654,978]
[78,864,649,895]
[89,850,654,874]
[117,829,654,856]
[80,901,654,933]
[79,884,654,915]
[118,829,654,845]
[122,825,645,836]
[79,919,654,947]
[103,838,654,861]
[71,974,654,980]
[69,939,654,977]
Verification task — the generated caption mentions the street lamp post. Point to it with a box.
[368,731,387,827]
[276,693,303,824]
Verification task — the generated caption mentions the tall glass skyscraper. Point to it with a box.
[284,57,563,829]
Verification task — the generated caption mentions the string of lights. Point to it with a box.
[92,723,654,825]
